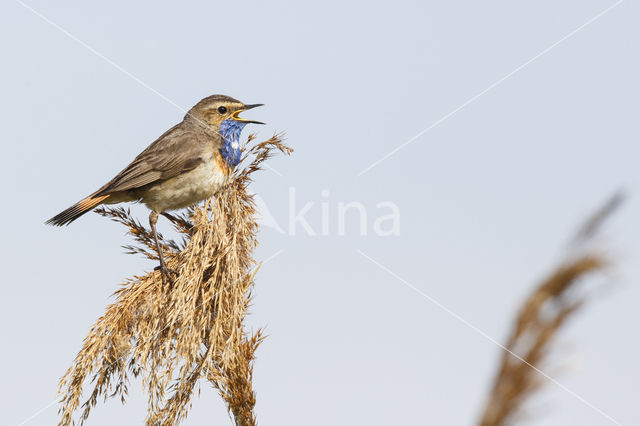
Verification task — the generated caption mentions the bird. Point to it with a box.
[46,94,264,284]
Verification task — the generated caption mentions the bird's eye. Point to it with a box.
[217,106,228,114]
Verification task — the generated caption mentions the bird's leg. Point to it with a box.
[149,211,178,285]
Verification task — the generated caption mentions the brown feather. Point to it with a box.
[46,194,110,226]
[46,97,229,226]
[95,120,219,196]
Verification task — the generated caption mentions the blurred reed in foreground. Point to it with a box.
[479,192,624,426]
[57,135,291,426]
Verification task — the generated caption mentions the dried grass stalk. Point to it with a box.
[57,134,292,426]
[478,192,624,426]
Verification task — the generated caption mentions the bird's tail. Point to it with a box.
[45,194,111,226]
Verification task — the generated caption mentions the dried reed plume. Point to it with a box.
[57,134,292,426]
[479,192,624,426]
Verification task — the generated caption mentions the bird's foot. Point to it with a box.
[155,264,179,285]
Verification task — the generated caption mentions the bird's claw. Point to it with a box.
[155,264,179,285]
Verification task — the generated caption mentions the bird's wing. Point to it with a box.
[96,122,216,195]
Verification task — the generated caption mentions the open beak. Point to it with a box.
[232,103,265,124]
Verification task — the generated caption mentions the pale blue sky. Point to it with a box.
[2,1,639,425]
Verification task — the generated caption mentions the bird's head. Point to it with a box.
[188,94,264,130]
[188,95,264,167]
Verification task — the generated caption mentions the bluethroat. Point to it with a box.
[46,94,264,284]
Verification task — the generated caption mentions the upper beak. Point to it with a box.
[232,103,265,124]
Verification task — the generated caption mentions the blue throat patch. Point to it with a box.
[218,119,247,167]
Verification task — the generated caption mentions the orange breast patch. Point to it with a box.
[214,151,231,176]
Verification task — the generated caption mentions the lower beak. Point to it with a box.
[232,103,265,124]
